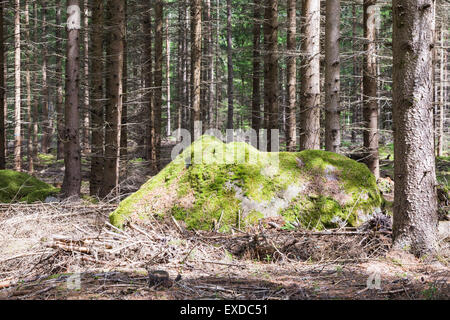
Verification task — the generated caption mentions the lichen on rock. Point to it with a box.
[110,135,382,231]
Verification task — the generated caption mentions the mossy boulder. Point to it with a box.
[0,170,59,203]
[110,135,382,231]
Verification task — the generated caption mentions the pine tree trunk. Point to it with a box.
[89,0,104,196]
[286,0,296,152]
[0,2,4,170]
[251,0,261,148]
[154,0,163,166]
[41,1,50,154]
[437,24,444,157]
[166,15,171,136]
[351,3,358,143]
[263,0,279,151]
[56,1,65,161]
[191,0,202,139]
[392,0,438,257]
[82,0,90,154]
[62,0,82,198]
[324,0,341,153]
[300,0,320,150]
[101,0,124,198]
[363,0,379,178]
[226,0,234,131]
[14,0,22,171]
[120,0,128,161]
[24,0,34,172]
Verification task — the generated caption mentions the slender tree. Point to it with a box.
[62,0,82,197]
[14,0,21,170]
[165,15,171,136]
[392,0,438,257]
[324,0,341,153]
[154,0,163,163]
[363,0,379,178]
[89,0,104,196]
[263,0,279,150]
[0,1,4,170]
[226,0,234,131]
[82,0,90,154]
[251,0,262,148]
[299,0,320,150]
[191,0,202,139]
[120,0,128,160]
[286,0,296,151]
[101,0,125,198]
[41,1,50,154]
[56,1,65,160]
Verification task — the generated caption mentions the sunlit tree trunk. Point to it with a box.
[14,0,22,170]
[286,0,296,151]
[154,0,162,164]
[392,0,438,257]
[24,0,34,172]
[62,0,82,198]
[300,0,320,150]
[226,0,234,131]
[363,0,379,178]
[191,0,202,139]
[252,0,261,149]
[324,0,341,153]
[41,1,50,154]
[101,0,124,198]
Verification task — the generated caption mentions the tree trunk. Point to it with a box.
[226,0,234,131]
[351,3,358,143]
[154,0,163,166]
[191,0,202,139]
[300,0,320,150]
[324,0,341,153]
[363,0,379,178]
[436,24,444,157]
[286,0,296,151]
[24,0,33,172]
[0,2,4,170]
[251,0,261,148]
[120,0,128,161]
[263,0,279,151]
[89,0,104,196]
[41,1,50,154]
[392,0,438,257]
[62,0,82,198]
[101,0,124,198]
[56,1,65,161]
[82,0,90,154]
[14,0,22,171]
[166,15,171,136]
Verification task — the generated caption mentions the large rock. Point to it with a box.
[0,170,59,203]
[110,136,382,231]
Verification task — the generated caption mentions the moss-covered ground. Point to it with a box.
[110,135,383,231]
[0,169,59,203]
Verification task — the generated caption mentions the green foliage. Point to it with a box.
[0,170,59,203]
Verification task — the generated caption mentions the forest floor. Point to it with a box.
[0,140,449,300]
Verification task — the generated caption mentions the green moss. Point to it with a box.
[0,170,59,203]
[110,136,382,231]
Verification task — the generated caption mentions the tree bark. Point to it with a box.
[324,0,341,153]
[62,0,82,198]
[154,0,163,165]
[41,1,50,154]
[300,0,320,150]
[263,0,279,151]
[191,0,202,139]
[101,0,124,198]
[363,0,379,178]
[56,1,65,161]
[82,0,90,154]
[0,2,4,170]
[89,0,104,196]
[166,15,171,136]
[14,0,22,170]
[120,0,128,161]
[24,0,33,172]
[252,0,261,148]
[226,0,234,131]
[392,0,438,257]
[286,0,296,151]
